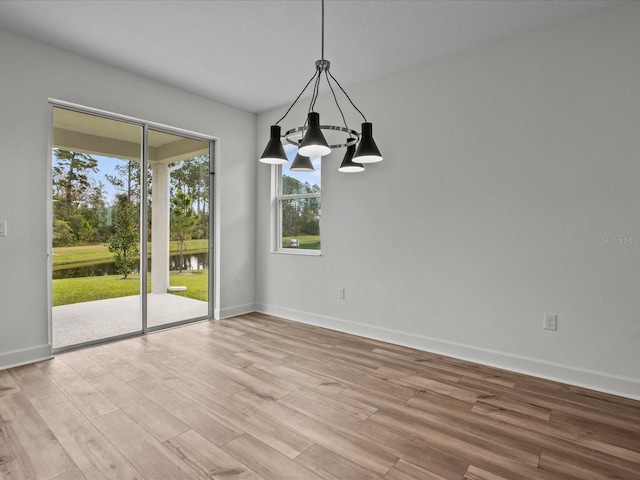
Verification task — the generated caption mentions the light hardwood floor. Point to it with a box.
[1,313,639,479]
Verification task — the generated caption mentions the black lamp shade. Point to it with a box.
[290,152,315,171]
[338,144,364,173]
[298,112,331,157]
[260,125,288,164]
[353,122,382,163]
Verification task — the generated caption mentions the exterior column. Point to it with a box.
[151,162,169,294]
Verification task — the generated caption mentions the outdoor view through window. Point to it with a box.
[51,106,211,349]
[278,145,321,251]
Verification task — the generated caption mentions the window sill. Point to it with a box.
[272,249,321,256]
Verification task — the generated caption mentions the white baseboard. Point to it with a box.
[255,303,640,401]
[0,344,53,371]
[215,302,257,320]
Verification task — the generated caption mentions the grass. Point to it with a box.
[52,269,208,306]
[52,244,114,267]
[53,239,209,269]
[282,235,321,250]
[168,270,209,302]
[53,240,210,306]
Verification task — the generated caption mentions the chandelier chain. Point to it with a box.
[327,70,368,123]
[310,67,322,113]
[275,70,318,126]
[325,70,351,136]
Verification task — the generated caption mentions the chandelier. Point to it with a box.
[259,0,383,173]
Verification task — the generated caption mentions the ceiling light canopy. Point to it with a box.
[259,0,382,173]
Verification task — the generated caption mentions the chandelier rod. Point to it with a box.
[321,0,325,62]
[273,0,366,131]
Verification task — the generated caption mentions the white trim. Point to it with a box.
[255,303,640,401]
[0,344,53,371]
[215,303,257,320]
[272,159,322,255]
[279,193,321,200]
[271,249,321,257]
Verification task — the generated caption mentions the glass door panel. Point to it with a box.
[52,107,143,349]
[147,129,210,328]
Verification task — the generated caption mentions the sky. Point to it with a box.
[92,155,122,203]
[53,151,129,204]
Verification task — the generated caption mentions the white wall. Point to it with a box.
[0,28,257,369]
[256,3,640,400]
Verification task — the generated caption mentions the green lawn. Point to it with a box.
[282,235,321,250]
[52,240,210,306]
[53,239,209,269]
[52,244,114,267]
[52,270,208,306]
[168,270,209,303]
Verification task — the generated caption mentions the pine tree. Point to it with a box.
[108,194,139,279]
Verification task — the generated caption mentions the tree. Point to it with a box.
[52,149,109,244]
[108,194,139,279]
[281,175,320,237]
[105,160,141,203]
[52,218,75,247]
[170,157,209,239]
[171,190,197,273]
[52,149,99,208]
[84,181,111,242]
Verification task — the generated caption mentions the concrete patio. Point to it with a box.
[53,293,209,349]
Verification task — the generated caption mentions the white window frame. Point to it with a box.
[271,162,321,256]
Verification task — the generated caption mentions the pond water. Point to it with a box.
[53,253,208,279]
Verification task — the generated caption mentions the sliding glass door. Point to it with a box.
[51,105,213,350]
[52,107,143,348]
[147,129,211,329]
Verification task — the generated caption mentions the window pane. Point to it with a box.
[282,174,320,195]
[281,146,321,195]
[148,129,210,328]
[52,107,142,349]
[280,198,321,250]
[278,145,321,251]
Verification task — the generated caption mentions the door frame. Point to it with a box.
[48,99,216,353]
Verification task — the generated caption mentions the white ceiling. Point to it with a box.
[0,0,621,114]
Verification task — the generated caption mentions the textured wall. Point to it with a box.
[256,3,640,399]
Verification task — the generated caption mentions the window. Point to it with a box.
[275,144,321,253]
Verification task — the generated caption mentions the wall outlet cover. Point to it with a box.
[544,313,557,331]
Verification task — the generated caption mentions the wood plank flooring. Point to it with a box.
[1,313,639,480]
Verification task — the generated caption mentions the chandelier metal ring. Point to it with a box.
[284,125,360,149]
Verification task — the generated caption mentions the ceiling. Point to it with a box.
[0,0,621,114]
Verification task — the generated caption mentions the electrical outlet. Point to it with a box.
[338,287,345,300]
[0,220,6,237]
[544,314,557,331]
